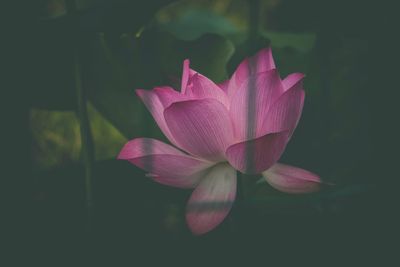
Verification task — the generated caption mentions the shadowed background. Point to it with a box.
[5,0,396,265]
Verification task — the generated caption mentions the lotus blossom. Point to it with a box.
[118,47,321,235]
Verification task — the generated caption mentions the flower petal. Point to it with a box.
[225,131,289,174]
[261,78,305,136]
[181,59,197,94]
[153,86,189,108]
[136,88,178,145]
[186,73,229,107]
[282,73,305,91]
[164,99,234,161]
[186,163,237,235]
[118,138,213,188]
[229,70,284,140]
[227,47,275,97]
[218,79,229,93]
[262,163,321,193]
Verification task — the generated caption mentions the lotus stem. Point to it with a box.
[68,0,95,232]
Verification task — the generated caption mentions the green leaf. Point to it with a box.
[86,29,234,139]
[32,0,179,110]
[40,0,177,26]
[30,104,127,169]
[262,31,316,53]
[146,30,235,82]
[157,8,239,40]
[31,108,81,169]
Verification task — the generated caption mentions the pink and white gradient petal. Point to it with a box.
[118,138,214,188]
[262,163,321,193]
[186,163,237,235]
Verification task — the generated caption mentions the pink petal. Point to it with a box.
[136,89,178,145]
[153,86,189,108]
[185,73,229,107]
[186,163,237,235]
[164,99,234,161]
[225,131,289,174]
[181,59,190,94]
[181,59,197,94]
[227,47,276,97]
[282,73,305,91]
[218,79,230,93]
[229,70,284,140]
[261,78,305,136]
[262,163,321,193]
[118,138,213,188]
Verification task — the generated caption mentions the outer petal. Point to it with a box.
[186,73,229,107]
[282,73,305,91]
[225,131,289,174]
[227,47,275,97]
[261,77,305,136]
[136,88,177,145]
[118,138,213,188]
[186,163,237,235]
[229,70,284,140]
[164,99,235,161]
[262,163,321,193]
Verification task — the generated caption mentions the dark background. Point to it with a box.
[5,0,397,265]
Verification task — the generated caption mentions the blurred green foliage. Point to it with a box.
[31,103,126,169]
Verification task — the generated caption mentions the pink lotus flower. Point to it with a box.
[118,47,321,235]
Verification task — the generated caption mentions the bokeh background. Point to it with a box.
[6,0,396,265]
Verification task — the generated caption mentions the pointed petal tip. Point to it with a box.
[185,72,229,106]
[256,46,275,67]
[135,88,146,98]
[117,140,135,160]
[282,73,306,91]
[255,46,273,57]
[292,72,305,80]
[262,46,273,55]
[116,151,125,160]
